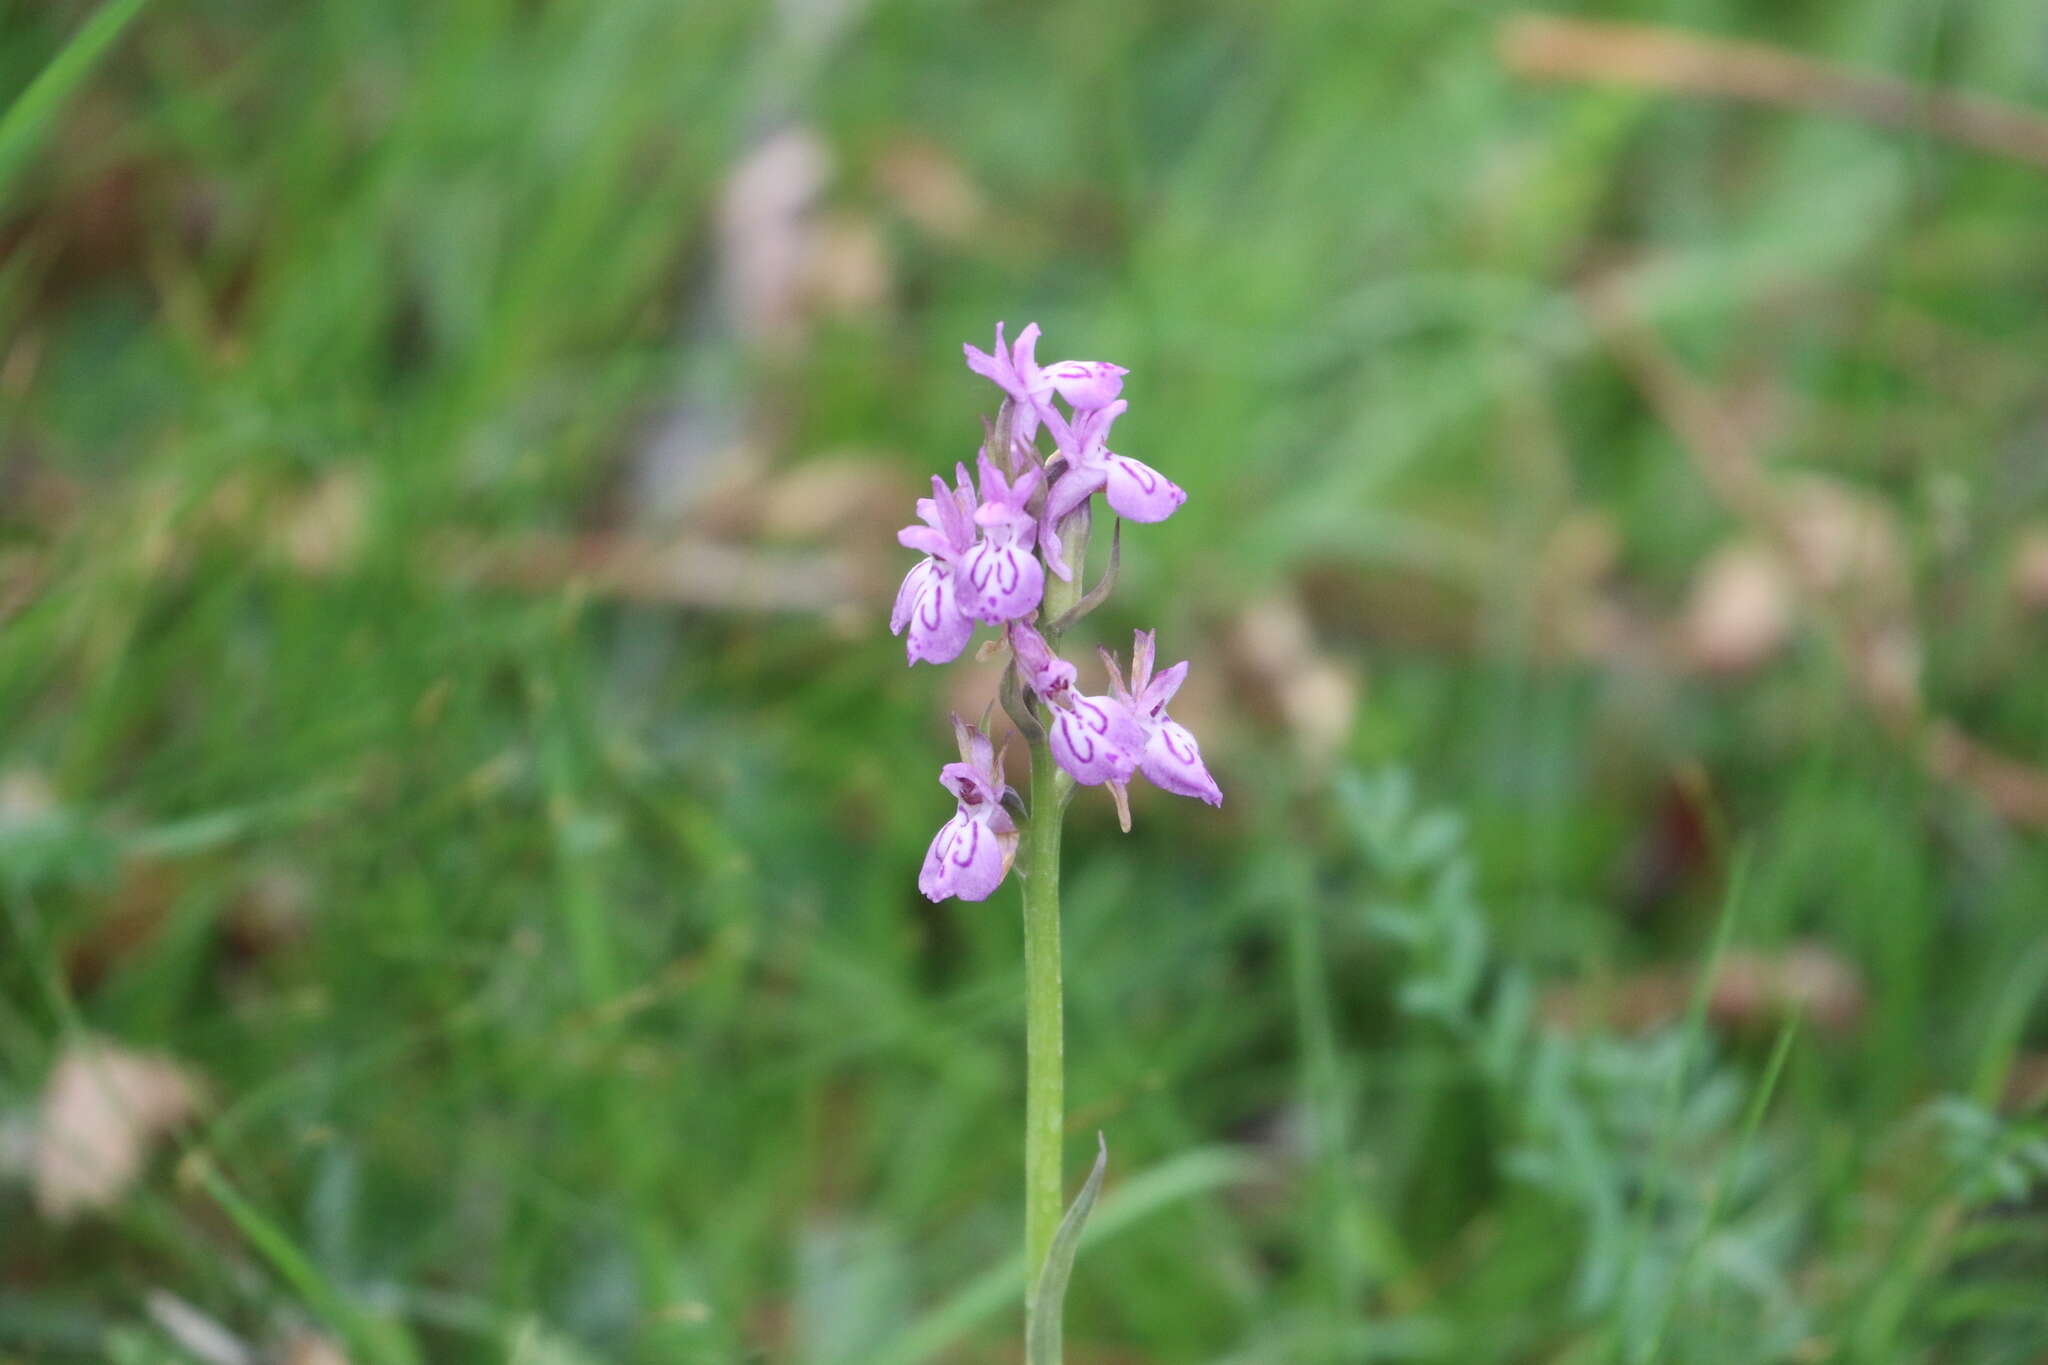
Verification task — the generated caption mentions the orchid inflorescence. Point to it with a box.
[895,323,1221,903]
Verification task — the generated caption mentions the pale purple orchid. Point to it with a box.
[1010,623,1145,789]
[1102,629,1222,808]
[919,717,1019,902]
[957,450,1044,624]
[964,323,1129,441]
[1047,687,1147,790]
[1047,400,1184,524]
[892,463,979,665]
[1039,399,1185,577]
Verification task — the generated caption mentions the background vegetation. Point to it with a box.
[3,0,2048,1360]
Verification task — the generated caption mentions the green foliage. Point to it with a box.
[2,0,2047,1360]
[0,0,151,202]
[1334,769,2048,1363]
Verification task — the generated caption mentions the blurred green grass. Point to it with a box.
[3,0,2048,1360]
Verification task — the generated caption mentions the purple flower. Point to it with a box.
[1047,690,1146,788]
[893,464,980,665]
[1010,623,1145,788]
[957,450,1044,623]
[1102,629,1222,807]
[1040,400,1185,574]
[964,322,1129,441]
[919,717,1019,902]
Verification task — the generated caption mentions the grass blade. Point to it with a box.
[1641,1011,1800,1359]
[876,1146,1257,1365]
[185,1153,418,1365]
[0,0,152,201]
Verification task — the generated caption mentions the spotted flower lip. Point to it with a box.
[1041,360,1127,411]
[1047,689,1145,788]
[893,463,982,665]
[956,451,1045,624]
[918,717,1019,902]
[1102,629,1222,807]
[891,557,973,665]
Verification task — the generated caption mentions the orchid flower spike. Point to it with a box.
[957,450,1045,624]
[903,327,1215,880]
[919,716,1020,902]
[892,463,982,665]
[1102,629,1222,808]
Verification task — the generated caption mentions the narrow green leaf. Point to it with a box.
[1026,1133,1108,1365]
[0,0,153,202]
[875,1147,1257,1365]
[1640,1011,1800,1361]
[187,1154,418,1365]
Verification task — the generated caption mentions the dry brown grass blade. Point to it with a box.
[1543,942,1867,1038]
[1501,13,2048,171]
[1582,273,2048,833]
[439,531,868,616]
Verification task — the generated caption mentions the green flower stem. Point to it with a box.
[1019,400,1084,1328]
[1020,730,1065,1316]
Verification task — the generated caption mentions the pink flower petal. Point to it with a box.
[1140,718,1221,806]
[1049,694,1143,787]
[891,558,939,636]
[1103,455,1185,523]
[906,568,975,665]
[1044,360,1127,410]
[919,811,1010,901]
